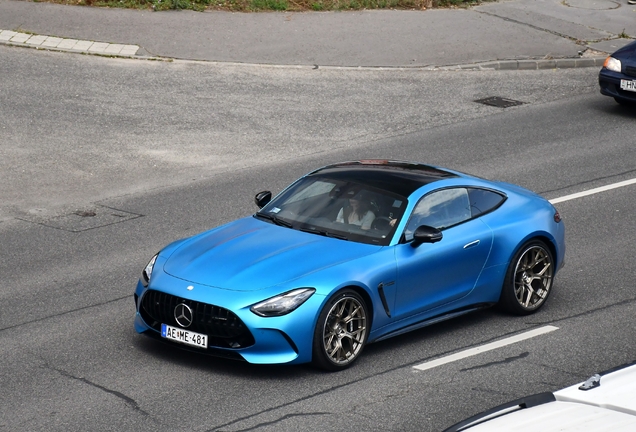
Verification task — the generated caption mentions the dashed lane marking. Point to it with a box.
[550,178,636,204]
[413,326,559,371]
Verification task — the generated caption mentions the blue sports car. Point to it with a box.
[134,160,565,371]
[599,39,636,106]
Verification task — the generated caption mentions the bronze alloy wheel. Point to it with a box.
[313,289,368,371]
[501,241,554,315]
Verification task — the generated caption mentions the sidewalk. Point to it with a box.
[0,0,634,67]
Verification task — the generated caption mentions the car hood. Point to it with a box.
[613,40,636,60]
[162,216,377,291]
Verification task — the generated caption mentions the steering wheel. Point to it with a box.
[371,217,392,231]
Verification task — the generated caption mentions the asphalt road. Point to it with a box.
[1,45,636,431]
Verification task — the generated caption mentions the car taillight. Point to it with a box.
[554,211,562,223]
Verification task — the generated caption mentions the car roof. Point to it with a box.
[555,361,636,416]
[309,160,460,197]
[443,362,636,432]
[449,400,636,431]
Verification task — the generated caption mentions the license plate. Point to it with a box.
[620,79,636,92]
[161,324,208,349]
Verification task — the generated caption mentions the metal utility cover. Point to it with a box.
[19,206,142,232]
[475,96,524,108]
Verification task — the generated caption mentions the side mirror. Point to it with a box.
[411,225,443,247]
[254,191,272,209]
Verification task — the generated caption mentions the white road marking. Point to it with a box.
[549,178,636,204]
[413,325,559,371]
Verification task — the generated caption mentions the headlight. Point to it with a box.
[141,254,158,287]
[603,56,621,73]
[250,288,316,317]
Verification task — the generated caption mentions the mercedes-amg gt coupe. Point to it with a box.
[134,160,565,370]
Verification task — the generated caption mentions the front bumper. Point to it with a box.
[599,69,636,103]
[133,278,324,365]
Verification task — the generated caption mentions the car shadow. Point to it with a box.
[594,98,636,117]
[131,306,542,378]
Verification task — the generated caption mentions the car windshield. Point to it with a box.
[256,175,408,246]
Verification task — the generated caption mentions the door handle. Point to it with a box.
[463,240,480,249]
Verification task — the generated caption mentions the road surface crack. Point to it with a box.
[222,412,331,432]
[475,10,605,44]
[45,363,150,417]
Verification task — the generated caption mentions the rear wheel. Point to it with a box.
[500,241,554,315]
[312,289,369,371]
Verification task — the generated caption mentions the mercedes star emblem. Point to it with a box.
[174,303,194,328]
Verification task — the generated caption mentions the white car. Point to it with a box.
[444,362,636,431]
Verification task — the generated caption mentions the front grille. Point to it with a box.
[625,66,636,78]
[139,290,255,349]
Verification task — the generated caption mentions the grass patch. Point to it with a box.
[40,0,485,12]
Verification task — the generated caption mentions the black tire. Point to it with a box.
[500,240,554,315]
[312,289,369,371]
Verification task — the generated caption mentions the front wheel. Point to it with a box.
[500,241,554,315]
[312,289,369,371]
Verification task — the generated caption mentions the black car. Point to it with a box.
[599,40,636,106]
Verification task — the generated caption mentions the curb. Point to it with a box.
[0,29,140,58]
[437,57,607,71]
[1,28,608,70]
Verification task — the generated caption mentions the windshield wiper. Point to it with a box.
[255,212,293,228]
[300,226,349,241]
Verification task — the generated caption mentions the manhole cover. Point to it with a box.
[475,96,525,108]
[564,0,620,10]
[18,205,143,232]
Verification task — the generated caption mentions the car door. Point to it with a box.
[393,188,494,320]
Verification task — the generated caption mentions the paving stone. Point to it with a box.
[576,58,596,68]
[518,60,539,70]
[538,60,557,69]
[73,40,93,51]
[477,62,500,70]
[88,41,109,52]
[104,43,124,54]
[10,32,30,43]
[57,39,78,49]
[0,30,18,41]
[556,58,577,68]
[120,45,139,56]
[498,61,519,70]
[41,36,63,48]
[25,35,48,46]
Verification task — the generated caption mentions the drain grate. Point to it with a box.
[475,96,525,108]
[18,205,143,232]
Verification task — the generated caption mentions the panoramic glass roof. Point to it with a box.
[310,160,458,197]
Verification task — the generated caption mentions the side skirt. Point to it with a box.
[369,303,494,343]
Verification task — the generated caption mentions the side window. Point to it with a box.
[404,188,471,240]
[468,188,506,217]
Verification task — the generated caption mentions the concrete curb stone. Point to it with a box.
[0,29,140,58]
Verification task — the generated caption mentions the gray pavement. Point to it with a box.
[0,0,635,68]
